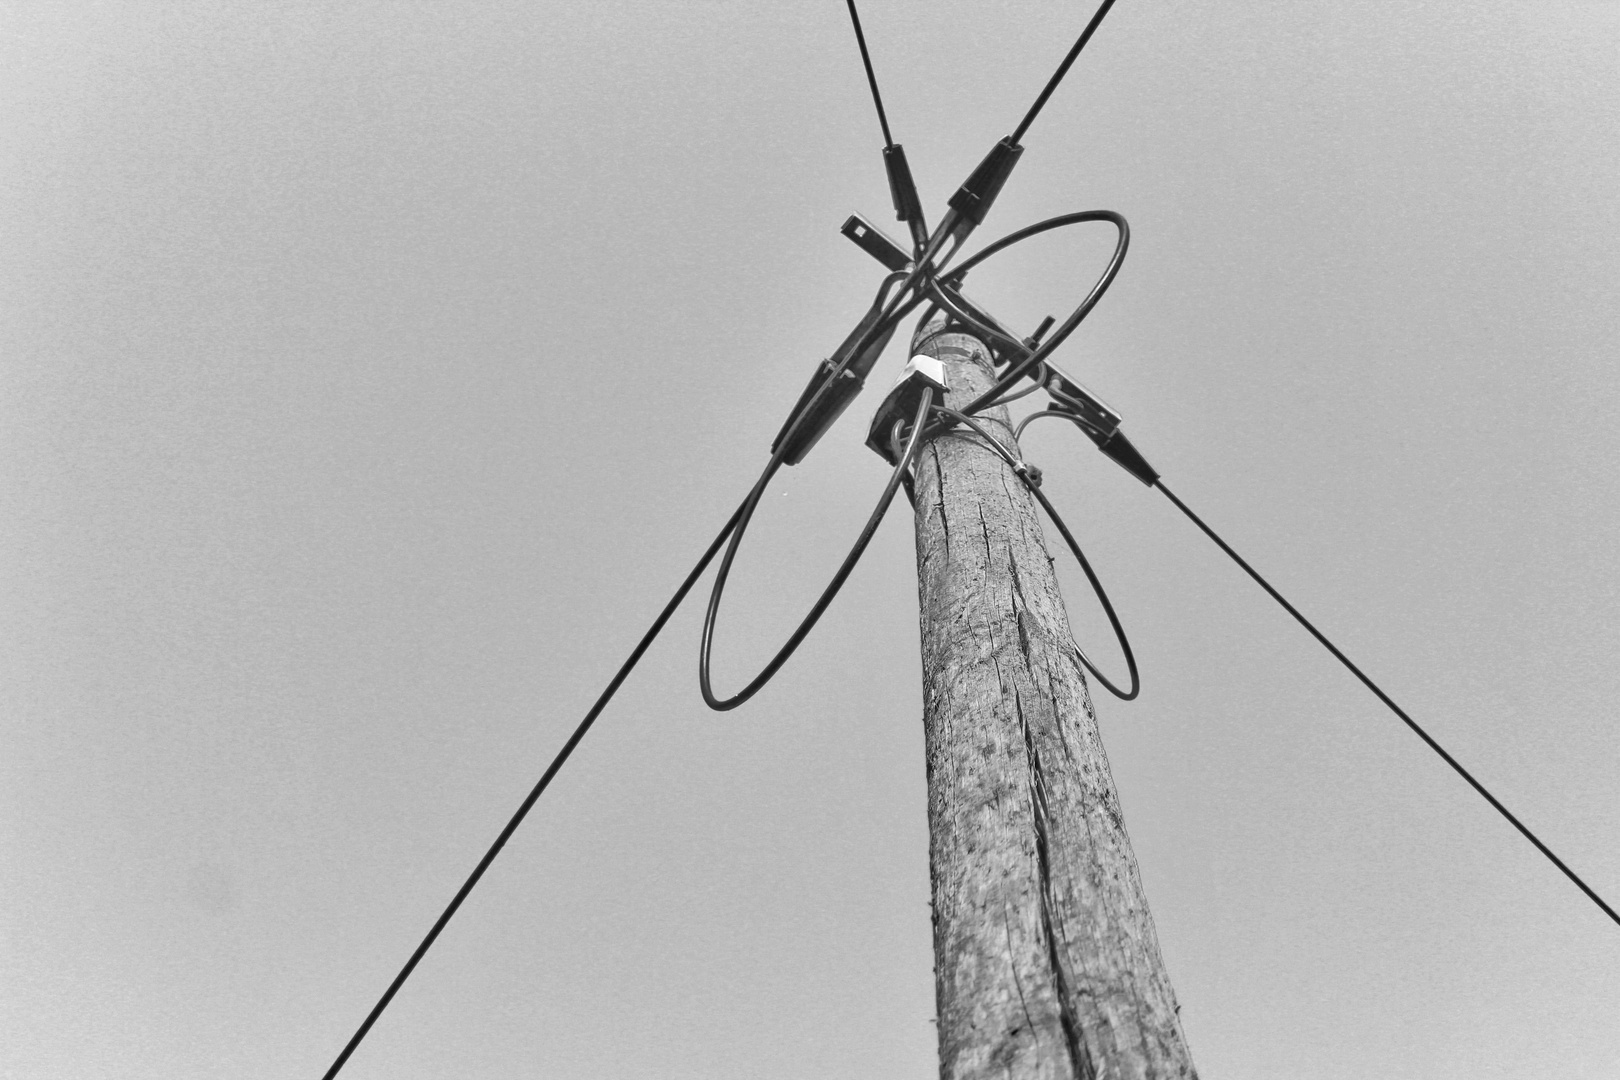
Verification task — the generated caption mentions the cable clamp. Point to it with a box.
[841,214,912,272]
[1013,460,1043,488]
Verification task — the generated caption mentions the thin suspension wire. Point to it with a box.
[319,502,747,1080]
[1156,479,1620,929]
[1010,0,1120,145]
[844,0,894,147]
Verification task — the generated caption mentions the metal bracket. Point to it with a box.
[1042,363,1121,438]
[841,214,912,272]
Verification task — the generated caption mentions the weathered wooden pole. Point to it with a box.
[910,318,1197,1079]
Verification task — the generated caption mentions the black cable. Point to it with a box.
[888,417,920,512]
[1156,479,1620,929]
[1009,0,1120,145]
[319,502,747,1080]
[844,0,893,148]
[700,387,935,711]
[931,405,1139,700]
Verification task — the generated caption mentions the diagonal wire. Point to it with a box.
[1011,0,1120,145]
[844,0,894,147]
[318,502,746,1079]
[1156,479,1620,929]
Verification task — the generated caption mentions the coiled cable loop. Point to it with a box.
[699,388,936,711]
[933,211,1130,417]
[930,405,1140,701]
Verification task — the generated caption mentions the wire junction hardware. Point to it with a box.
[319,2,1618,1076]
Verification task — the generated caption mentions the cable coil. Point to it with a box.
[699,387,936,711]
[928,405,1140,701]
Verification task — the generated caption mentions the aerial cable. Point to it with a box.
[318,501,748,1080]
[916,0,1122,264]
[844,0,893,147]
[700,386,936,711]
[1010,0,1121,145]
[930,404,1139,700]
[1155,479,1620,929]
[843,0,926,248]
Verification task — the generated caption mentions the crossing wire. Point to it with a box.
[845,0,894,147]
[1156,479,1620,929]
[318,503,746,1079]
[1011,0,1120,145]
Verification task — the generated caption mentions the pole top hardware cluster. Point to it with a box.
[320,3,1619,1073]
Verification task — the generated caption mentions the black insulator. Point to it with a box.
[947,137,1024,226]
[883,143,923,225]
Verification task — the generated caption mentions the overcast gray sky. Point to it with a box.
[4,2,1619,1077]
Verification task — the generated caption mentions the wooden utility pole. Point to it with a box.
[911,319,1197,1079]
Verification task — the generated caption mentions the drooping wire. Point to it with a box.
[700,386,935,711]
[1010,0,1120,145]
[844,0,893,148]
[318,502,748,1080]
[927,403,1139,700]
[1156,479,1620,929]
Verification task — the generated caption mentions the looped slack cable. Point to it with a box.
[699,386,936,711]
[930,405,1139,701]
[932,210,1130,416]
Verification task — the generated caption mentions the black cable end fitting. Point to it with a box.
[947,137,1024,228]
[1085,426,1159,486]
[883,144,923,226]
[772,294,902,466]
[771,361,864,467]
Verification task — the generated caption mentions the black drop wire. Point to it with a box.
[319,502,747,1080]
[844,0,893,148]
[700,387,935,711]
[1156,479,1620,929]
[1010,0,1120,145]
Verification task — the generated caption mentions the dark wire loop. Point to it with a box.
[929,406,1140,701]
[937,210,1130,417]
[700,387,936,712]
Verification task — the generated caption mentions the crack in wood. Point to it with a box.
[911,318,1197,1080]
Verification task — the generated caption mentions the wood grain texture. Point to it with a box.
[911,321,1196,1080]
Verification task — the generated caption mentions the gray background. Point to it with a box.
[4,1,1618,1077]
